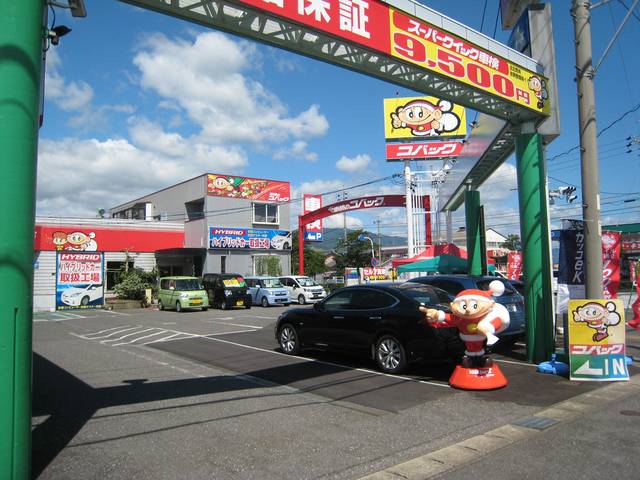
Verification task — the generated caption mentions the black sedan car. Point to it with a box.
[274,283,463,374]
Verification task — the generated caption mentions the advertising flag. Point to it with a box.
[568,299,629,381]
[601,231,621,299]
[506,251,522,280]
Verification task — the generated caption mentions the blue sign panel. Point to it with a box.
[304,231,323,242]
[209,227,291,250]
[56,252,105,310]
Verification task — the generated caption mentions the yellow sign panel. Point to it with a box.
[388,8,550,116]
[384,96,467,140]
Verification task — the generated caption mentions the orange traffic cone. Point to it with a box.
[448,357,508,390]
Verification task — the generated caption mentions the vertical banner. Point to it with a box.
[303,194,323,242]
[568,299,629,381]
[556,230,585,314]
[601,231,621,299]
[630,261,640,326]
[506,251,523,280]
[56,252,105,310]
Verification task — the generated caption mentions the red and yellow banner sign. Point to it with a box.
[383,96,467,140]
[207,174,290,202]
[235,0,548,115]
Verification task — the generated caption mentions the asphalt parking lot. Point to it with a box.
[32,305,640,479]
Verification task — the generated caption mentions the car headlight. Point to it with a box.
[224,290,232,297]
[180,293,189,298]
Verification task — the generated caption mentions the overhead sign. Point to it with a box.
[568,299,629,382]
[303,194,323,242]
[383,96,467,140]
[207,174,290,202]
[209,227,291,250]
[56,252,105,310]
[234,0,549,115]
[300,195,406,227]
[385,141,463,161]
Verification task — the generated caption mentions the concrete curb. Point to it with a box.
[358,373,640,480]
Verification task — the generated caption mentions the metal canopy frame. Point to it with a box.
[120,0,545,125]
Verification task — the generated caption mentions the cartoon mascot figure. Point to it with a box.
[420,280,510,368]
[390,99,461,137]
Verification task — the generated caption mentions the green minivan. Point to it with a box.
[158,276,209,312]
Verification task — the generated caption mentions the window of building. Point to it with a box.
[106,261,134,291]
[252,203,279,224]
[220,256,226,274]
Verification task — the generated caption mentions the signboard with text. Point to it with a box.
[383,96,467,140]
[507,251,522,280]
[209,227,292,250]
[385,141,463,161]
[303,194,323,242]
[207,174,290,202]
[56,252,104,310]
[568,299,629,382]
[235,0,549,115]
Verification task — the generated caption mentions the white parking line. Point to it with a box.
[80,325,143,340]
[207,329,260,336]
[494,358,536,367]
[141,332,200,346]
[59,312,86,319]
[199,335,450,388]
[102,310,131,316]
[205,320,264,329]
[101,328,158,344]
[249,315,274,319]
[111,329,171,346]
[74,325,131,336]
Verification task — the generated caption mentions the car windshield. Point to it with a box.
[262,278,283,288]
[222,275,246,288]
[297,277,317,287]
[476,279,517,295]
[174,279,202,291]
[391,283,452,306]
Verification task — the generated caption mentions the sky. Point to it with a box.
[37,0,640,241]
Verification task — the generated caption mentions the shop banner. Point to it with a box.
[383,96,467,140]
[235,0,549,115]
[568,299,629,381]
[303,194,323,242]
[209,227,291,250]
[556,230,621,313]
[35,225,184,252]
[385,141,464,161]
[207,174,290,202]
[362,267,393,282]
[602,231,621,299]
[506,251,522,280]
[630,261,640,323]
[56,252,104,310]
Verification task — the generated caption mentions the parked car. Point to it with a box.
[270,232,292,250]
[275,283,463,374]
[158,276,209,312]
[406,275,526,348]
[279,275,327,304]
[202,273,252,310]
[507,279,525,297]
[60,283,103,307]
[245,276,291,307]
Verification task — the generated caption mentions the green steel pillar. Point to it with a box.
[515,126,555,364]
[0,1,44,478]
[464,190,485,276]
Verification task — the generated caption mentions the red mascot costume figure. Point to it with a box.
[420,280,510,390]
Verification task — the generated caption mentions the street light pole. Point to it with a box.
[572,0,603,298]
[358,234,375,262]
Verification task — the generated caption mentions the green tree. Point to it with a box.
[254,255,282,276]
[114,267,157,300]
[333,229,378,273]
[500,234,521,251]
[291,230,328,276]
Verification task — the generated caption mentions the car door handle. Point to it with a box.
[333,316,344,320]
[369,316,382,320]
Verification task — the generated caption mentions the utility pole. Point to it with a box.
[572,0,604,298]
[404,161,414,257]
[374,219,381,260]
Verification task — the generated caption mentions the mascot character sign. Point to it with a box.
[421,280,511,390]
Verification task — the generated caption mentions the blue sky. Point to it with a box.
[38,0,640,239]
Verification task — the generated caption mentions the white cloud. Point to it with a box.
[336,154,372,173]
[36,137,247,217]
[324,215,364,229]
[273,140,318,162]
[133,31,329,145]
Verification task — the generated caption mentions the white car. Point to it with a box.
[279,275,327,304]
[271,232,292,250]
[61,284,103,307]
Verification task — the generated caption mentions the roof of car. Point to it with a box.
[159,276,200,280]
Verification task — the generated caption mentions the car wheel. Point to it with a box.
[298,294,306,305]
[81,296,90,306]
[220,301,228,310]
[261,297,269,307]
[279,324,300,355]
[245,304,251,310]
[202,307,208,312]
[375,335,407,374]
[175,301,182,313]
[158,299,164,311]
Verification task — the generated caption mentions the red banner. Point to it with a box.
[385,141,463,161]
[35,225,184,252]
[300,195,406,226]
[207,174,290,202]
[303,194,323,241]
[507,251,522,281]
[602,231,621,299]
